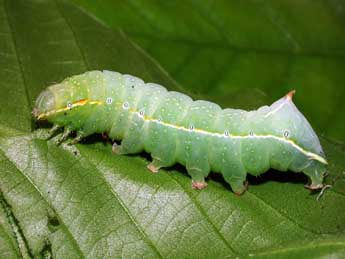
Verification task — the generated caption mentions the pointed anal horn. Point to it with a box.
[286,90,296,101]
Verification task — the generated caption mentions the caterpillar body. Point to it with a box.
[33,70,328,194]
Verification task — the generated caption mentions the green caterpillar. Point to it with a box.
[33,70,328,194]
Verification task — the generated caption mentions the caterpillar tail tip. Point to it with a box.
[286,90,296,101]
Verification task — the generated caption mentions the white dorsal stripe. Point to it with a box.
[264,99,287,118]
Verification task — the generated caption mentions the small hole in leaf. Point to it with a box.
[48,216,60,227]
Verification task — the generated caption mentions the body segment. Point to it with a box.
[33,70,328,194]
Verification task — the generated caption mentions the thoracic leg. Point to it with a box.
[48,124,60,136]
[57,128,72,144]
[44,124,61,140]
[68,132,87,145]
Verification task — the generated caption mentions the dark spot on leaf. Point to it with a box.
[0,190,34,257]
[40,239,53,259]
[48,216,60,227]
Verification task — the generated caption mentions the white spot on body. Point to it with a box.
[123,102,129,109]
[106,97,113,104]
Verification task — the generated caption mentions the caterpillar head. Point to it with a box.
[32,89,55,120]
[32,80,98,123]
[266,90,328,190]
[32,88,57,120]
[33,83,74,121]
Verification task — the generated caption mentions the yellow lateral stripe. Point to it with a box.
[37,99,102,120]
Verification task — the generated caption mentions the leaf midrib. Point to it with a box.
[0,146,85,258]
[251,240,345,256]
[3,0,32,129]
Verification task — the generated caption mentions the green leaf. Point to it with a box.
[0,0,345,258]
